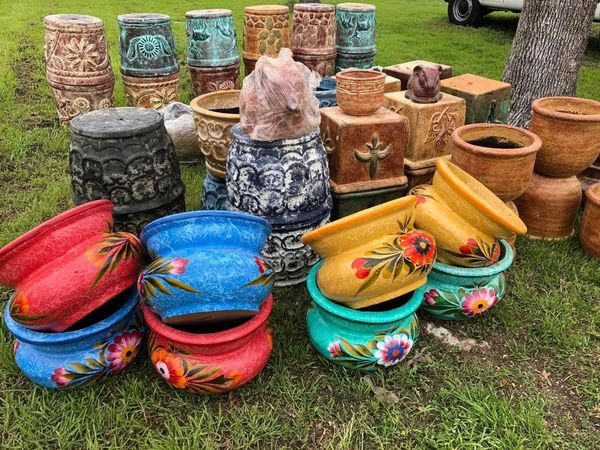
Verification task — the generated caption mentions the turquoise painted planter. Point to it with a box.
[185,9,240,68]
[421,240,513,320]
[306,262,421,371]
[335,3,376,73]
[335,52,375,73]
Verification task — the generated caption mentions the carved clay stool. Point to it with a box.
[335,3,376,72]
[292,3,336,77]
[122,73,180,109]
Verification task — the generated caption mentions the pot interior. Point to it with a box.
[170,316,249,334]
[194,91,241,117]
[538,97,600,116]
[65,289,130,332]
[357,292,412,312]
[466,136,523,149]
[338,70,384,82]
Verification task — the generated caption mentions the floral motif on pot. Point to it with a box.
[137,257,201,306]
[9,292,48,324]
[424,107,459,154]
[84,230,142,285]
[126,35,173,61]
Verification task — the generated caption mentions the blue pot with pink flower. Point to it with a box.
[420,240,513,320]
[4,288,143,389]
[138,210,274,325]
[306,261,421,371]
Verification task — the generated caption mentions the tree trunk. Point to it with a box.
[502,0,597,128]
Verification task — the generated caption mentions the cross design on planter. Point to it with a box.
[354,134,392,179]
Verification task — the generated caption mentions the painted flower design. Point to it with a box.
[351,258,371,279]
[64,38,99,71]
[51,368,72,387]
[85,231,142,285]
[374,334,413,367]
[459,238,479,255]
[460,288,498,317]
[424,289,438,305]
[137,257,201,306]
[243,257,275,288]
[400,231,436,266]
[9,291,48,324]
[327,341,342,358]
[106,330,143,373]
[151,347,187,389]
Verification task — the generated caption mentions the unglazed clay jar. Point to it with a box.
[292,3,336,76]
[580,183,600,258]
[411,159,527,268]
[122,72,180,109]
[530,96,600,178]
[514,173,582,240]
[450,124,541,202]
[336,69,385,116]
[242,5,290,74]
[189,64,241,97]
[302,196,436,309]
[47,79,114,126]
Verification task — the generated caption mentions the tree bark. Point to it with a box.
[502,0,597,128]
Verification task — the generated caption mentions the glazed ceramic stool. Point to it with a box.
[383,60,452,90]
[292,3,336,77]
[335,3,376,73]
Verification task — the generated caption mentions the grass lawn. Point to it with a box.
[0,0,599,448]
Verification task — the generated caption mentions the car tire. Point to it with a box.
[448,0,485,26]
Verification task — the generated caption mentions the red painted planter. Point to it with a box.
[0,200,142,332]
[143,294,273,394]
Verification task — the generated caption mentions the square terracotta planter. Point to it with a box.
[405,156,450,190]
[320,106,408,193]
[331,183,409,219]
[384,91,466,164]
[441,74,511,124]
[383,60,452,90]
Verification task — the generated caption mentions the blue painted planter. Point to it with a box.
[306,262,422,371]
[421,240,513,320]
[118,13,179,77]
[185,9,240,68]
[5,288,143,389]
[316,77,337,108]
[139,210,274,325]
[202,173,227,210]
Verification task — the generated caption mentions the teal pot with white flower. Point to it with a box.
[306,261,421,371]
[421,240,513,320]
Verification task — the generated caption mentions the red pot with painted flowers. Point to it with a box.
[0,200,142,332]
[143,294,273,395]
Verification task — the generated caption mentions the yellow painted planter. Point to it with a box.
[411,160,526,268]
[301,196,436,309]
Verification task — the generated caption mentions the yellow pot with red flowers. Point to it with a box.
[301,197,437,309]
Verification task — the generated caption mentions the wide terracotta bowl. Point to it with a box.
[411,159,527,268]
[301,196,436,309]
[142,294,273,395]
[0,200,142,331]
[450,124,541,202]
[580,183,600,258]
[530,96,600,178]
[336,69,386,116]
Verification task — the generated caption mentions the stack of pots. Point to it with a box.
[118,14,180,110]
[185,9,241,97]
[0,200,144,389]
[138,211,275,394]
[291,3,337,77]
[44,14,115,126]
[515,97,600,240]
[335,3,376,72]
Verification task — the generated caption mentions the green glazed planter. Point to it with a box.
[421,240,513,320]
[306,261,421,371]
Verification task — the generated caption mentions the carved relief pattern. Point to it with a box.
[292,10,336,51]
[337,79,383,94]
[114,195,186,234]
[244,12,290,57]
[193,117,233,176]
[354,134,392,180]
[190,65,240,97]
[126,35,173,61]
[123,77,180,110]
[186,16,238,62]
[336,9,376,50]
[50,84,114,125]
[424,107,460,154]
[202,174,228,211]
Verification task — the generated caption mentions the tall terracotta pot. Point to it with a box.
[292,3,336,77]
[579,183,600,258]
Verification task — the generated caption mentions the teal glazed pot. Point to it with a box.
[118,13,179,77]
[306,262,421,371]
[421,240,513,320]
[5,288,143,389]
[335,2,376,72]
[185,9,239,68]
[335,51,375,72]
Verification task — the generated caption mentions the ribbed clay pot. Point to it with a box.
[0,200,142,332]
[189,64,241,97]
[185,9,240,68]
[335,3,376,72]
[336,69,385,116]
[292,3,336,77]
[450,124,542,202]
[530,97,600,178]
[122,72,180,109]
[306,262,421,371]
[143,294,273,394]
[5,288,143,389]
[580,183,600,258]
[514,172,582,240]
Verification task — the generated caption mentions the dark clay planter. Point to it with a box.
[189,64,241,97]
[118,13,179,77]
[185,9,240,68]
[69,107,186,234]
[316,77,337,108]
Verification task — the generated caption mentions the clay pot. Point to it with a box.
[139,211,274,325]
[306,262,421,370]
[450,124,541,202]
[0,200,142,332]
[185,9,240,68]
[335,3,376,72]
[190,90,241,178]
[294,53,336,78]
[411,159,527,268]
[336,69,385,116]
[47,79,114,126]
[301,196,436,309]
[122,72,180,110]
[530,96,600,178]
[143,294,273,394]
[5,288,143,389]
[202,172,227,211]
[514,172,582,240]
[580,183,600,258]
[292,3,336,76]
[579,157,600,197]
[189,64,241,97]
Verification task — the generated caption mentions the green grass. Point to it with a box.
[0,0,599,448]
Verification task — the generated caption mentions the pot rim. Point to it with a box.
[452,124,541,159]
[142,294,273,346]
[117,13,171,24]
[294,3,335,12]
[70,107,163,139]
[436,159,527,235]
[585,183,600,207]
[4,288,138,345]
[0,200,113,265]
[44,14,103,27]
[532,96,600,123]
[434,240,513,276]
[244,5,289,14]
[185,9,232,19]
[337,3,376,12]
[307,262,423,323]
[231,124,321,146]
[336,69,385,83]
[190,90,241,120]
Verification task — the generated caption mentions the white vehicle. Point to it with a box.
[446,0,600,26]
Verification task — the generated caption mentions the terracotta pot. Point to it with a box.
[190,90,241,178]
[578,157,600,198]
[143,294,273,394]
[189,64,241,97]
[293,53,336,77]
[47,78,114,126]
[336,69,385,116]
[185,9,240,68]
[514,172,582,240]
[292,3,336,76]
[411,159,527,267]
[0,200,142,332]
[530,96,600,178]
[301,196,436,309]
[580,183,600,258]
[450,124,541,202]
[122,72,180,110]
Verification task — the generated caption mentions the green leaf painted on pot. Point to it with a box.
[258,30,268,40]
[259,41,267,55]
[267,34,275,46]
[266,17,274,30]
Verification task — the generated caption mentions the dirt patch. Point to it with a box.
[11,39,44,102]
